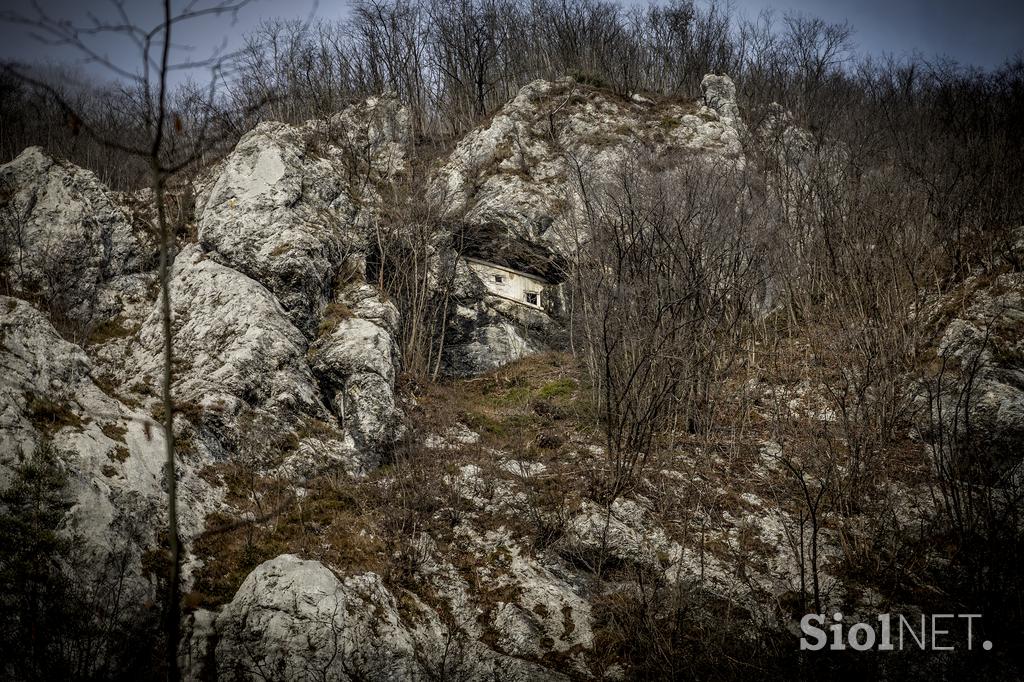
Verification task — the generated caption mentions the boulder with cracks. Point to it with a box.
[0,147,151,324]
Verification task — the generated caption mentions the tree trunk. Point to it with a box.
[153,164,180,682]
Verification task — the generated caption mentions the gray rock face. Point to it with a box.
[437,524,593,664]
[197,122,347,336]
[432,76,746,233]
[0,296,207,579]
[1,98,411,469]
[444,294,555,376]
[308,285,403,457]
[0,147,149,322]
[198,98,408,336]
[931,271,1024,458]
[191,552,578,681]
[183,96,410,457]
[133,103,413,456]
[756,102,818,176]
[701,73,745,132]
[133,245,328,429]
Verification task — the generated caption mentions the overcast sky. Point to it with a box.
[0,0,1020,86]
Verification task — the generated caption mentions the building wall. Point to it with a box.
[465,258,546,308]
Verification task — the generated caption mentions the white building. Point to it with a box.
[465,257,547,309]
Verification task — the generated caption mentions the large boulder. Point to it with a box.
[307,285,404,459]
[125,245,404,471]
[195,554,565,681]
[207,556,425,680]
[198,97,409,336]
[0,147,150,324]
[197,121,347,336]
[135,245,325,414]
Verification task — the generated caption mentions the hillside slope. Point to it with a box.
[1,73,1022,679]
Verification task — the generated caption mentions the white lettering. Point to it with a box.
[899,614,927,650]
[877,613,894,651]
[931,614,953,651]
[800,614,827,651]
[848,623,876,651]
[830,613,845,650]
[959,614,981,650]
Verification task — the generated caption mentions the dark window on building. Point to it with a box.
[494,274,504,284]
[525,292,539,306]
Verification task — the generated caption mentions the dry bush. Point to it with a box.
[570,156,770,500]
[590,566,794,681]
[921,324,1024,628]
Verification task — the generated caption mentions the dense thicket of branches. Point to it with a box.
[570,157,770,500]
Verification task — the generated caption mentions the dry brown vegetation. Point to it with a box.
[181,337,964,677]
[188,353,591,607]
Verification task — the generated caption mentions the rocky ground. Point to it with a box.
[1,73,1021,679]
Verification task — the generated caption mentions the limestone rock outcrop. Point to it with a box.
[701,73,746,132]
[0,73,884,680]
[198,97,408,337]
[131,245,331,439]
[930,270,1024,458]
[428,75,747,374]
[0,147,151,322]
[190,553,569,681]
[206,556,426,680]
[443,293,557,376]
[307,285,403,457]
[0,296,208,574]
[0,99,414,609]
[431,75,746,234]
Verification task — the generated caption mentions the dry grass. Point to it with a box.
[86,316,136,346]
[186,353,597,610]
[317,302,353,337]
[415,351,595,451]
[190,477,386,608]
[26,395,84,434]
[101,422,128,443]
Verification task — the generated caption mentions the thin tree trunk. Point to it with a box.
[153,5,179,679]
[154,165,180,682]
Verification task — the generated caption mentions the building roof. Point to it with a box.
[463,256,548,282]
[454,222,568,284]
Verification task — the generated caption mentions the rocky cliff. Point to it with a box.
[433,74,748,374]
[2,74,1020,680]
[0,97,414,630]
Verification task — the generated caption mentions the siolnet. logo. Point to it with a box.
[799,613,992,652]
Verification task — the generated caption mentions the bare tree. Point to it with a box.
[570,155,768,501]
[0,2,266,678]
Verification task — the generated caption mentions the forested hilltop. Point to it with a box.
[1,1,1023,679]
